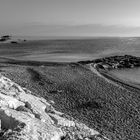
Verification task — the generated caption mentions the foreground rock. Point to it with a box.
[0,74,109,140]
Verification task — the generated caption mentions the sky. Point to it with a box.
[0,0,140,36]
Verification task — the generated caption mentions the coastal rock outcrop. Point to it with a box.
[79,55,140,70]
[0,74,109,140]
[0,35,11,42]
[93,55,140,70]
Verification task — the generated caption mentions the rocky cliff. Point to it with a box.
[0,74,109,140]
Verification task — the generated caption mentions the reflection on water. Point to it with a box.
[110,68,140,84]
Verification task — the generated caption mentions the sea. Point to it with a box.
[0,36,140,62]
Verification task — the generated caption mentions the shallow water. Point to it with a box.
[110,68,140,84]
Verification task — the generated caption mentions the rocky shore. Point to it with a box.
[0,74,108,140]
[79,55,140,70]
[1,55,140,139]
[0,35,26,44]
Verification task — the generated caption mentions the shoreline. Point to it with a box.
[97,68,140,91]
[0,56,69,66]
[83,54,140,91]
[1,55,140,91]
[89,63,140,94]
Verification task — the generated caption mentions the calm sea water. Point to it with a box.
[110,68,140,84]
[0,37,140,62]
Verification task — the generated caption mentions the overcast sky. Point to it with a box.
[0,0,140,36]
